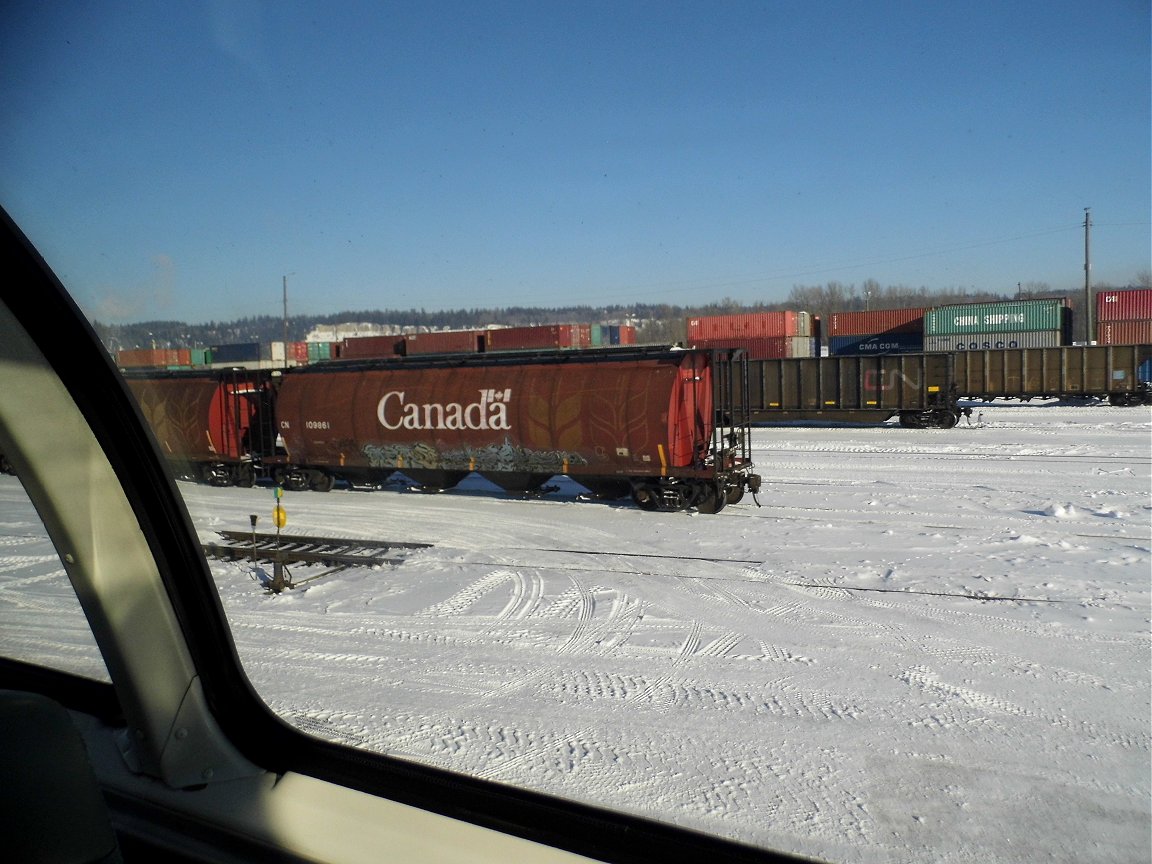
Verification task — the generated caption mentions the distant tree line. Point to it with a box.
[92,275,1149,351]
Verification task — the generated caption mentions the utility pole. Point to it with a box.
[1083,208,1092,344]
[282,274,291,347]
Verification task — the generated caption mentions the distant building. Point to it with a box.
[305,323,397,342]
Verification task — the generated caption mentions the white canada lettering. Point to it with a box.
[377,389,511,431]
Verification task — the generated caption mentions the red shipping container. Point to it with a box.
[402,330,486,355]
[485,324,583,351]
[827,308,925,337]
[117,348,175,368]
[618,325,637,344]
[1096,288,1152,323]
[689,336,815,359]
[686,311,811,340]
[340,335,404,359]
[290,342,310,363]
[1096,319,1152,345]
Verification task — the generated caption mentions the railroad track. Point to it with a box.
[451,547,1101,606]
[752,447,1150,466]
[203,530,432,572]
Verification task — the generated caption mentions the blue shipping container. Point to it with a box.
[209,342,262,363]
[827,333,925,355]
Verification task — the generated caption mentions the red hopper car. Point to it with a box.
[123,368,279,487]
[273,347,760,512]
[123,348,760,513]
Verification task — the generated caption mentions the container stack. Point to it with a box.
[923,298,1070,352]
[116,348,193,368]
[825,308,925,356]
[1095,288,1152,346]
[307,341,337,363]
[590,324,637,346]
[685,311,816,359]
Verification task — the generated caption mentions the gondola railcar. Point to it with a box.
[733,344,1151,428]
[739,352,961,428]
[950,343,1152,405]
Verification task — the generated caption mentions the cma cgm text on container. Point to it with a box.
[827,333,925,355]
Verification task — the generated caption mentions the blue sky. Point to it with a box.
[2,1,1149,324]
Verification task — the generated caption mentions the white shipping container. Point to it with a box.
[924,330,1064,352]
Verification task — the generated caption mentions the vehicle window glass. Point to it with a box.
[3,5,1148,863]
[0,471,110,682]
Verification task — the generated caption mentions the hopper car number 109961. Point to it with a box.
[122,347,763,514]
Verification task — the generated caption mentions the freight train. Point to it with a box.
[739,343,1152,427]
[114,296,1151,441]
[123,346,762,513]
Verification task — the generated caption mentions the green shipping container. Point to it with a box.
[924,299,1068,336]
[307,341,333,362]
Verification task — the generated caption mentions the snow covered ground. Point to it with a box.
[2,401,1149,863]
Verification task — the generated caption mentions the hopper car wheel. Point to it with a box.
[695,482,727,515]
[1109,393,1141,407]
[898,412,924,429]
[724,483,745,505]
[200,463,233,487]
[630,484,660,512]
[282,471,311,492]
[936,410,959,429]
[309,471,335,492]
[234,463,255,488]
[665,486,693,512]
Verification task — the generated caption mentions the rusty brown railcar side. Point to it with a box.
[277,355,698,482]
[953,344,1152,403]
[740,353,958,427]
